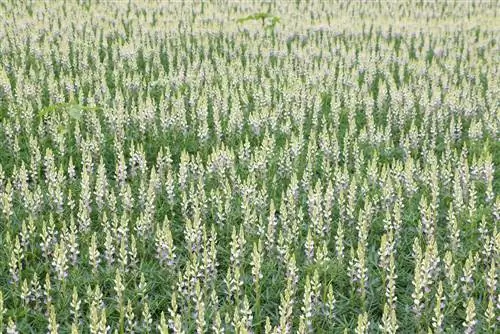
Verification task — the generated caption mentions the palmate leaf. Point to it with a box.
[37,102,71,118]
[237,12,271,23]
[68,105,82,121]
[236,12,280,29]
[38,102,100,120]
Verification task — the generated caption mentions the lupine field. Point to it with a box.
[0,1,498,333]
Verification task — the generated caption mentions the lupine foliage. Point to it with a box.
[0,1,498,333]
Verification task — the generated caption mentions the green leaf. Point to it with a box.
[236,12,280,28]
[57,124,67,135]
[68,105,82,120]
[38,102,68,118]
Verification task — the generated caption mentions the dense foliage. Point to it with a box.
[0,1,498,333]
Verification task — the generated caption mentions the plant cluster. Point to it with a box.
[0,1,498,333]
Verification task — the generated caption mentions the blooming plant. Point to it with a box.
[0,1,498,333]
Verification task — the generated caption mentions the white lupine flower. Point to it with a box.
[47,305,58,334]
[122,299,136,333]
[304,229,314,264]
[0,2,497,333]
[431,281,445,333]
[88,233,101,274]
[52,239,69,281]
[6,317,18,334]
[463,297,477,334]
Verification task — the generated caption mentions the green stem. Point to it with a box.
[119,299,124,334]
[255,282,261,330]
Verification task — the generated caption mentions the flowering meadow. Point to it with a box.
[0,1,498,333]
